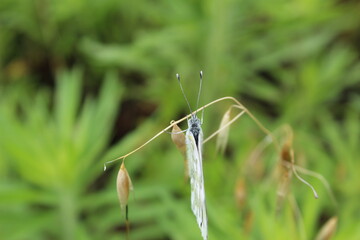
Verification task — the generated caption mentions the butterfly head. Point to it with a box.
[188,114,201,129]
[188,114,201,147]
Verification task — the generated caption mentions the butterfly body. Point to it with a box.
[186,114,208,240]
[176,72,207,240]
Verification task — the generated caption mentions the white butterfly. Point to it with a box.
[186,115,207,240]
[177,72,208,240]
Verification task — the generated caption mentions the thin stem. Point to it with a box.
[294,165,336,205]
[247,135,274,169]
[282,152,319,199]
[232,104,279,152]
[203,110,245,144]
[104,96,277,169]
[292,164,319,199]
[105,96,239,168]
[125,205,130,240]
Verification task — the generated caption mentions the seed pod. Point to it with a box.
[281,141,292,163]
[315,217,338,240]
[171,121,186,156]
[216,109,231,154]
[116,161,133,211]
[171,121,188,179]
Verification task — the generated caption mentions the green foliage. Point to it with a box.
[0,69,124,239]
[0,0,360,239]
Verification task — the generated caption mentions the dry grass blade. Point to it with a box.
[315,217,338,240]
[216,108,231,154]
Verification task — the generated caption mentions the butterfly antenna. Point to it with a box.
[176,73,193,113]
[196,71,203,111]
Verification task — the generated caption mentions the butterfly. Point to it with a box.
[177,71,208,240]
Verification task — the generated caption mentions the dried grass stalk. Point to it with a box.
[277,126,319,214]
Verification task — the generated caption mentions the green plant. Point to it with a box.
[0,68,123,239]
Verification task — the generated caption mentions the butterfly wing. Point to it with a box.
[186,127,208,240]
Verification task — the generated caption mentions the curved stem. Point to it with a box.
[282,153,319,199]
[232,105,279,152]
[104,96,277,169]
[294,165,337,205]
[203,110,245,144]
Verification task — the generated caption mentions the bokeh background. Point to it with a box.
[1,0,360,239]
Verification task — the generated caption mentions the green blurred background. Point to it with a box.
[0,0,360,239]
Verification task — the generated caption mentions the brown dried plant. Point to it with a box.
[246,124,337,216]
[170,121,188,179]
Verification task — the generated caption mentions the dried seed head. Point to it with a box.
[281,142,292,163]
[216,109,231,154]
[171,121,186,155]
[116,161,133,211]
[278,134,293,196]
[170,121,189,179]
[280,125,294,163]
[278,125,318,199]
[315,217,338,240]
[277,126,294,214]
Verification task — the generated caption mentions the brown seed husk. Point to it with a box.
[278,141,294,200]
[281,142,292,163]
[280,125,294,163]
[216,109,231,154]
[171,122,186,155]
[171,122,188,179]
[315,217,338,240]
[116,162,133,211]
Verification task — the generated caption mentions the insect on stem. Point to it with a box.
[104,96,275,169]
